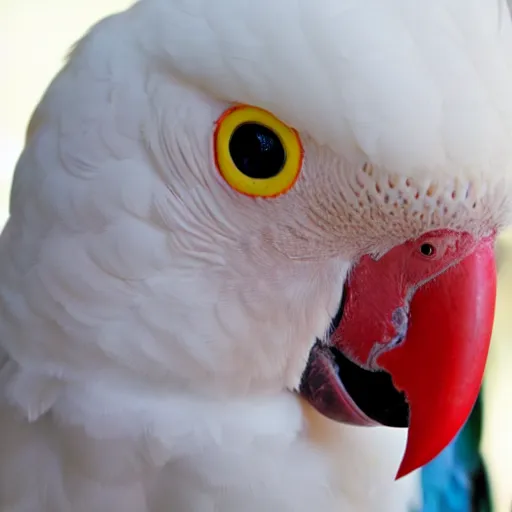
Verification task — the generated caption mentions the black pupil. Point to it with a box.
[229,123,286,179]
[420,243,435,256]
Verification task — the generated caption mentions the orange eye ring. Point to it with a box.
[213,105,303,198]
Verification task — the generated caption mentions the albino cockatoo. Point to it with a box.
[1,0,512,511]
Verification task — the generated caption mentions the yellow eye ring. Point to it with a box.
[213,105,304,198]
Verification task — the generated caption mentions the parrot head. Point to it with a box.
[4,0,512,483]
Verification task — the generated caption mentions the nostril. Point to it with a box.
[420,243,436,257]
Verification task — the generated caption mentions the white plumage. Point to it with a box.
[0,0,511,510]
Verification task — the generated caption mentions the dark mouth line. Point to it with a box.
[319,284,410,428]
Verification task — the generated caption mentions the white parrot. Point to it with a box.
[1,0,512,511]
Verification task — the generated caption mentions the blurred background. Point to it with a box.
[1,1,511,510]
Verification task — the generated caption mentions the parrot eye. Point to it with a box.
[214,105,303,197]
[229,123,285,179]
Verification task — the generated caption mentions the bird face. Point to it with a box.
[202,100,498,477]
[3,0,512,486]
[142,89,500,477]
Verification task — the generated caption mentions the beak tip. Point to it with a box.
[394,447,420,480]
[394,456,419,480]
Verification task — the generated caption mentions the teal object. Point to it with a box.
[420,392,492,512]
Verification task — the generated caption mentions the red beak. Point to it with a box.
[300,230,497,478]
[378,239,497,477]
